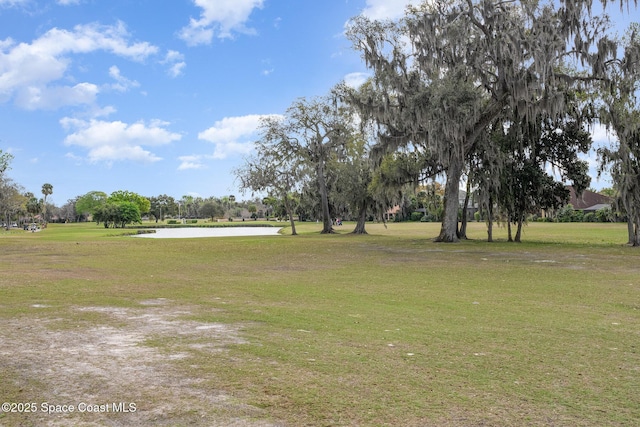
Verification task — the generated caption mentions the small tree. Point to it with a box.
[200,201,224,222]
[75,191,108,219]
[41,183,53,223]
[94,201,141,228]
[557,204,576,223]
[235,115,305,235]
[25,193,41,222]
[108,190,150,217]
[1,179,26,229]
[117,201,141,228]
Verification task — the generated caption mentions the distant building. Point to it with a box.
[458,189,479,218]
[385,205,402,221]
[567,187,613,213]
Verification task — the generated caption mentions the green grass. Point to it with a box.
[1,221,639,426]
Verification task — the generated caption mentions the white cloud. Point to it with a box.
[361,0,422,20]
[161,50,186,78]
[163,50,184,63]
[178,114,280,169]
[0,22,158,109]
[210,140,254,159]
[178,154,209,170]
[198,114,264,144]
[60,117,181,163]
[107,65,140,92]
[179,0,265,46]
[168,61,186,78]
[14,82,99,110]
[344,72,370,88]
[198,114,282,159]
[57,0,81,5]
[0,0,28,6]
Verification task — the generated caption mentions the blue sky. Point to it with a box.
[0,0,637,205]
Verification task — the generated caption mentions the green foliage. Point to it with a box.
[108,190,151,215]
[148,194,178,221]
[598,187,616,198]
[557,204,576,222]
[117,201,141,226]
[200,201,223,221]
[572,209,585,222]
[596,23,640,245]
[25,195,41,219]
[346,0,618,242]
[93,201,141,228]
[75,191,108,216]
[583,212,596,222]
[596,206,614,222]
[409,211,424,221]
[0,149,13,175]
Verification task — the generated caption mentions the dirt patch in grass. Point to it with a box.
[0,299,282,426]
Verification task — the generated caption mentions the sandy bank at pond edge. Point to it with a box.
[131,227,283,239]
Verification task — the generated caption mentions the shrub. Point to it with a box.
[572,210,585,222]
[596,206,614,222]
[556,204,575,222]
[410,211,424,222]
[583,212,596,222]
[421,212,440,222]
[167,220,179,224]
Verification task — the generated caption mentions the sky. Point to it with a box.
[0,0,637,206]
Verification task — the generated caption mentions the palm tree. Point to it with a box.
[25,193,41,223]
[41,183,53,223]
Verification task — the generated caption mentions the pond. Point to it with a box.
[131,227,282,239]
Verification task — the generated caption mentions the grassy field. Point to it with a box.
[0,221,638,426]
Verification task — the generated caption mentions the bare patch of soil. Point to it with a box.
[0,299,282,426]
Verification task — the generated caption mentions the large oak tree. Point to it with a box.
[598,25,640,245]
[347,0,622,241]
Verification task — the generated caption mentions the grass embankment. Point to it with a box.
[0,221,638,426]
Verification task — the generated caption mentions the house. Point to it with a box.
[458,189,480,218]
[567,187,613,213]
[385,205,402,221]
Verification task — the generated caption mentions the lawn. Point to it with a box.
[0,221,638,426]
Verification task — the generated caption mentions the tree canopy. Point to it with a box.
[597,24,640,245]
[75,191,108,217]
[346,0,623,241]
[108,190,151,216]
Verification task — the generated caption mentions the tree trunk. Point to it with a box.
[283,194,297,236]
[316,159,334,234]
[458,178,471,239]
[352,204,368,234]
[436,154,463,242]
[288,214,297,236]
[628,217,634,245]
[515,215,524,242]
[486,195,493,242]
[507,218,513,242]
[630,216,640,247]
